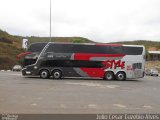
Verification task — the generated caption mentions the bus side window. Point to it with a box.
[109,46,123,54]
[133,63,142,69]
[123,46,143,55]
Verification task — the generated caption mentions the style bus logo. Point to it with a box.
[102,60,125,69]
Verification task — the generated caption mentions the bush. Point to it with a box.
[72,38,85,43]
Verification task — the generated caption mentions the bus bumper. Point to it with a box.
[22,66,37,76]
[22,68,33,76]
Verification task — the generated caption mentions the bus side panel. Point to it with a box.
[122,55,145,79]
[73,53,126,78]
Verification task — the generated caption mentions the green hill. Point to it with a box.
[0,30,93,70]
[0,30,23,70]
[111,40,160,50]
[0,29,160,70]
[25,36,94,45]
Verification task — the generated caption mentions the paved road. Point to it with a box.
[0,71,160,114]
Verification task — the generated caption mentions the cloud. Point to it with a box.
[0,0,160,42]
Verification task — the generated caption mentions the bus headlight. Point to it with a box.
[34,66,38,69]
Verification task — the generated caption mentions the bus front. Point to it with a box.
[18,42,48,76]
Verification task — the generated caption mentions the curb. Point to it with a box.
[0,70,12,72]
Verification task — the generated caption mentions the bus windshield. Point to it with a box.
[21,42,47,67]
[27,43,47,53]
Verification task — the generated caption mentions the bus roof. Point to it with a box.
[48,42,144,47]
[29,42,144,48]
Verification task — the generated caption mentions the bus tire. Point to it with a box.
[40,69,50,79]
[52,70,62,79]
[104,71,114,80]
[116,71,126,81]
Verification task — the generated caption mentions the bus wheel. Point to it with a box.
[52,70,62,79]
[40,70,50,79]
[104,71,114,80]
[116,72,126,81]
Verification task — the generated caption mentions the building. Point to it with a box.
[148,51,160,61]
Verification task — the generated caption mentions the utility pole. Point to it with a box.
[50,0,52,42]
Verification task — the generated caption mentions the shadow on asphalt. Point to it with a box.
[23,76,141,82]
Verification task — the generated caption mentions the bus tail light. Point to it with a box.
[17,52,32,59]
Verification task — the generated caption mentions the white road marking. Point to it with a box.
[66,82,119,89]
[31,103,37,106]
[143,105,153,109]
[88,104,98,109]
[106,85,119,89]
[113,104,153,110]
[113,104,127,108]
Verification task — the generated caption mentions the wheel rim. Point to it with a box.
[106,74,112,80]
[54,72,61,79]
[118,73,124,80]
[41,71,48,78]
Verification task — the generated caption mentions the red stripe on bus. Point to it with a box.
[74,53,125,60]
[80,68,105,78]
[74,53,125,78]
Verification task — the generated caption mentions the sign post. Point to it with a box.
[22,39,28,49]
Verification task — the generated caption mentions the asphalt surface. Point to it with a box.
[0,71,160,114]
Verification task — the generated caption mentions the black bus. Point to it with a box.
[21,42,145,80]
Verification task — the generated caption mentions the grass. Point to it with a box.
[0,29,94,69]
[25,37,94,45]
[111,40,160,50]
[145,61,160,73]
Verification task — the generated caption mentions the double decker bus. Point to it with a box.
[21,42,145,80]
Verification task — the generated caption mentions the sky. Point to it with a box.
[0,0,160,43]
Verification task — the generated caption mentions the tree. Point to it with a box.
[72,38,85,43]
[146,49,150,61]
